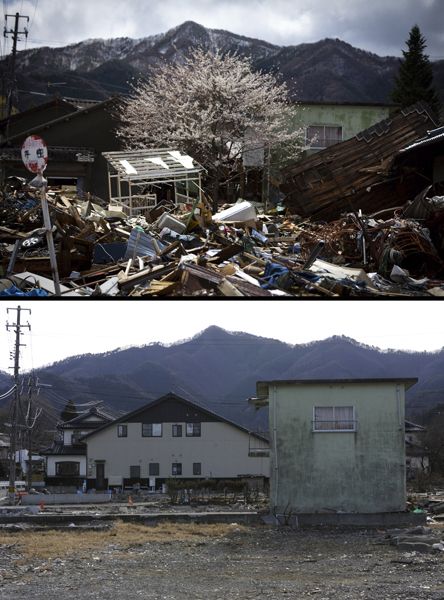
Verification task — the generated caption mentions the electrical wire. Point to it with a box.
[0,385,16,400]
[28,0,38,33]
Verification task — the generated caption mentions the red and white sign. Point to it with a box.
[21,135,48,174]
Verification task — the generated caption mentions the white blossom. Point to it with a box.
[117,48,304,204]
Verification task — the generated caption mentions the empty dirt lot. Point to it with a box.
[1,521,444,599]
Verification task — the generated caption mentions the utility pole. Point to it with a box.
[6,306,31,503]
[3,12,29,131]
[24,374,42,491]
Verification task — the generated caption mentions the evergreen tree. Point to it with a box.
[60,399,78,422]
[391,25,440,117]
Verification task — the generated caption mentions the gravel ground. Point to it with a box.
[1,522,444,600]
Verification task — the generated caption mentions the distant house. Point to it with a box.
[295,101,393,154]
[405,420,429,479]
[250,378,417,516]
[42,406,113,488]
[0,97,123,200]
[0,97,79,142]
[82,393,270,491]
[14,449,45,482]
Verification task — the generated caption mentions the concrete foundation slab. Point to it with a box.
[265,511,427,528]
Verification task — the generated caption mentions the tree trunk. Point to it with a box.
[211,173,220,214]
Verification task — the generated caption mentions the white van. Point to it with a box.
[0,481,26,496]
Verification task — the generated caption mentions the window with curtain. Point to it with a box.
[117,424,127,437]
[142,423,162,437]
[313,406,355,431]
[186,423,201,437]
[306,125,343,149]
[172,463,182,476]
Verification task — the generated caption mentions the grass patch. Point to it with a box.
[0,521,246,561]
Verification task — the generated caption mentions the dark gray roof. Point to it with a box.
[41,441,86,456]
[82,392,269,443]
[59,406,114,430]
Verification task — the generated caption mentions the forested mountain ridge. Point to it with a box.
[0,327,441,430]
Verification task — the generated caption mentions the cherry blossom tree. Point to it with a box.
[118,48,303,209]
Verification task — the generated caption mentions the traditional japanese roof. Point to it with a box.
[58,406,114,430]
[40,441,86,456]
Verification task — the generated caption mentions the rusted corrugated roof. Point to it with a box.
[282,102,438,221]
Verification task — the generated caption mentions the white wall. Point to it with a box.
[86,420,269,482]
[46,455,87,478]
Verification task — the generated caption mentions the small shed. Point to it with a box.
[102,148,205,217]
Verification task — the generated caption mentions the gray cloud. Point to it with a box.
[3,0,443,58]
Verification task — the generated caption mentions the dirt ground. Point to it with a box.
[1,521,444,600]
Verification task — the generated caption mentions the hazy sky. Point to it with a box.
[0,300,442,374]
[2,0,444,58]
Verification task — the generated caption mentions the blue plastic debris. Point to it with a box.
[0,285,49,297]
[260,262,290,289]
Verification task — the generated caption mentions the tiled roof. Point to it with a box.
[40,441,86,456]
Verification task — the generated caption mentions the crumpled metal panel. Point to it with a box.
[124,228,166,260]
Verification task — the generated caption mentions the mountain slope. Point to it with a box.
[0,328,437,429]
[3,21,443,109]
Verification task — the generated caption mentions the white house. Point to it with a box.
[42,406,113,488]
[82,393,270,491]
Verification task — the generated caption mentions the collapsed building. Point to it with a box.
[0,102,443,297]
[281,102,439,221]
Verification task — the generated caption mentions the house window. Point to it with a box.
[55,461,80,476]
[193,462,201,476]
[149,462,159,476]
[313,406,355,431]
[142,423,162,437]
[71,433,82,445]
[172,463,182,476]
[186,423,201,437]
[172,424,182,437]
[117,424,127,438]
[306,125,343,149]
[130,465,141,479]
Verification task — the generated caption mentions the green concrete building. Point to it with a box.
[251,378,417,515]
[294,102,393,154]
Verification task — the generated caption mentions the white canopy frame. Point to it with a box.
[103,148,205,217]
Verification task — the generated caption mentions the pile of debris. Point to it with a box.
[381,526,444,554]
[1,178,444,297]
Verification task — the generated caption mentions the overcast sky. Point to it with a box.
[2,0,443,59]
[0,300,442,374]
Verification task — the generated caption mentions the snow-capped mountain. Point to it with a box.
[2,20,443,109]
